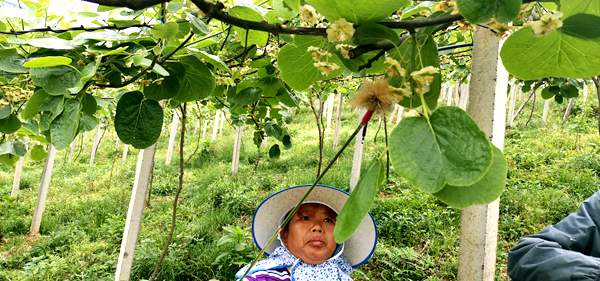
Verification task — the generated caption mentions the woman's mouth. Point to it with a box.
[307,239,325,247]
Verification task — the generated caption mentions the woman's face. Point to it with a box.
[281,203,337,264]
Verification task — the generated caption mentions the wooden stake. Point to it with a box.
[231,126,243,176]
[121,144,129,164]
[11,157,25,197]
[332,93,343,148]
[165,110,179,165]
[201,119,208,140]
[68,140,76,162]
[218,110,225,136]
[507,81,518,127]
[562,99,575,123]
[325,93,335,135]
[115,145,156,281]
[458,27,507,281]
[30,145,57,235]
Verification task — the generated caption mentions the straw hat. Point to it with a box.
[251,184,378,267]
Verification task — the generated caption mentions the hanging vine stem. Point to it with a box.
[239,110,375,280]
[148,103,186,281]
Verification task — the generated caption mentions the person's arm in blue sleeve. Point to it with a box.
[508,192,600,281]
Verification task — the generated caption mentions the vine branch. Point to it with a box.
[0,23,152,35]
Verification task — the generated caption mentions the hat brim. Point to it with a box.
[252,184,378,268]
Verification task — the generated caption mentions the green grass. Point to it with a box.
[1,98,599,280]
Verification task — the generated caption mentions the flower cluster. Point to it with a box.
[0,86,32,104]
[307,46,340,75]
[487,19,514,36]
[433,0,458,14]
[335,44,353,59]
[299,5,322,27]
[326,18,355,42]
[525,12,563,36]
[411,66,439,94]
[265,44,279,58]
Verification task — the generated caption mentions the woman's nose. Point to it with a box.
[311,224,323,232]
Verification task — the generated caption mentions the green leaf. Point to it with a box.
[172,56,215,102]
[561,14,600,39]
[389,107,493,192]
[144,74,179,101]
[541,86,556,99]
[433,146,506,208]
[23,56,72,68]
[0,141,25,157]
[50,99,81,150]
[253,130,265,148]
[334,158,384,243]
[30,145,48,161]
[0,114,21,134]
[7,37,79,50]
[188,12,210,36]
[561,84,579,98]
[151,22,179,41]
[115,91,164,149]
[561,0,600,18]
[0,49,27,74]
[265,123,284,139]
[456,0,522,23]
[30,66,81,96]
[282,134,292,149]
[390,34,441,110]
[79,114,98,132]
[229,6,269,46]
[268,144,281,159]
[81,94,97,115]
[306,0,410,23]
[277,36,344,91]
[389,116,445,193]
[232,87,262,106]
[0,104,11,119]
[353,23,401,46]
[195,50,230,73]
[501,27,600,80]
[430,107,493,186]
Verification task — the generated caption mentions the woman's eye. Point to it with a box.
[302,215,310,220]
[324,218,334,224]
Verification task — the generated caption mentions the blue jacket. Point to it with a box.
[508,191,600,281]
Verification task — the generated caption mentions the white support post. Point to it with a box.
[349,113,365,191]
[68,140,76,162]
[89,121,104,165]
[395,105,404,125]
[583,83,590,103]
[11,157,25,197]
[458,27,507,281]
[201,119,208,140]
[121,144,129,164]
[507,82,519,127]
[459,81,470,110]
[562,99,575,122]
[332,93,344,148]
[211,110,220,142]
[325,93,335,135]
[231,126,243,177]
[165,110,179,165]
[115,145,156,281]
[30,145,57,235]
[446,85,454,106]
[218,110,225,136]
[542,100,552,126]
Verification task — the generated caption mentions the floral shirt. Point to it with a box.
[236,246,353,281]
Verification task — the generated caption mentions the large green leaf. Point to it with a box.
[79,114,98,132]
[306,0,410,23]
[0,49,27,73]
[0,114,21,133]
[456,0,522,23]
[144,74,179,101]
[561,0,600,17]
[50,99,81,150]
[561,14,600,39]
[172,56,215,102]
[30,145,48,161]
[23,56,72,68]
[389,107,493,192]
[229,6,269,46]
[389,117,445,193]
[7,37,79,50]
[501,27,600,80]
[115,91,164,149]
[195,50,230,73]
[0,141,25,157]
[390,34,441,110]
[433,146,506,208]
[430,107,493,186]
[0,104,11,119]
[232,87,263,106]
[334,158,384,243]
[81,94,97,115]
[277,36,344,91]
[353,23,401,46]
[30,66,81,96]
